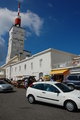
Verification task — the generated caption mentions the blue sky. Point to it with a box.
[0,0,80,67]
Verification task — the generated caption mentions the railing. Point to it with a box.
[52,60,80,69]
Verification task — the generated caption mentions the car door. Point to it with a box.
[40,83,62,106]
[30,83,44,101]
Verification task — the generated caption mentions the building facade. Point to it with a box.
[6,48,78,80]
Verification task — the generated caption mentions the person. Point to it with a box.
[25,78,28,89]
[39,77,43,82]
[50,74,54,82]
[28,76,33,86]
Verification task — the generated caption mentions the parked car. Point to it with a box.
[26,81,80,112]
[4,78,11,84]
[0,80,13,92]
[64,74,80,90]
[0,78,11,84]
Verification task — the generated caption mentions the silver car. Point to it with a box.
[0,80,13,92]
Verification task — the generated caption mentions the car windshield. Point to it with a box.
[55,83,73,92]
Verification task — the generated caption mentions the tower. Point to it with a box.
[6,3,25,63]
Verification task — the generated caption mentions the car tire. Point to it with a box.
[28,95,35,104]
[65,100,77,112]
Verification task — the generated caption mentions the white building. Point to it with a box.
[5,48,78,80]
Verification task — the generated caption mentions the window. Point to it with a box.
[19,66,21,71]
[43,84,51,91]
[31,84,43,90]
[50,85,59,92]
[24,64,26,70]
[40,59,43,68]
[68,75,78,80]
[43,84,58,92]
[31,62,33,70]
[14,32,16,34]
[55,83,71,92]
[39,72,43,78]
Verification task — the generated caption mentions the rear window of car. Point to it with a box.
[68,75,79,80]
[31,83,43,90]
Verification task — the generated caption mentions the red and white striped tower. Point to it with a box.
[15,3,21,26]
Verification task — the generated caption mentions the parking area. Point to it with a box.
[0,87,80,120]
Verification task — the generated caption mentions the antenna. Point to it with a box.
[15,3,21,27]
[18,3,20,16]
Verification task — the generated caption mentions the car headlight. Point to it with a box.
[78,97,80,99]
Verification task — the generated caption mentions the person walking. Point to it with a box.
[39,77,43,82]
[50,74,54,82]
[25,78,28,89]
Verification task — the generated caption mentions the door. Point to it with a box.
[39,72,43,79]
[40,83,62,105]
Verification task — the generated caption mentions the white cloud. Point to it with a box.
[48,3,53,7]
[26,31,31,37]
[0,36,5,46]
[17,0,24,2]
[0,8,43,36]
[0,36,6,63]
[21,10,43,36]
[0,8,16,35]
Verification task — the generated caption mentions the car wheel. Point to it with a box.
[65,101,77,112]
[28,95,35,104]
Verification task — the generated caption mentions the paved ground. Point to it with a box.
[0,87,80,120]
